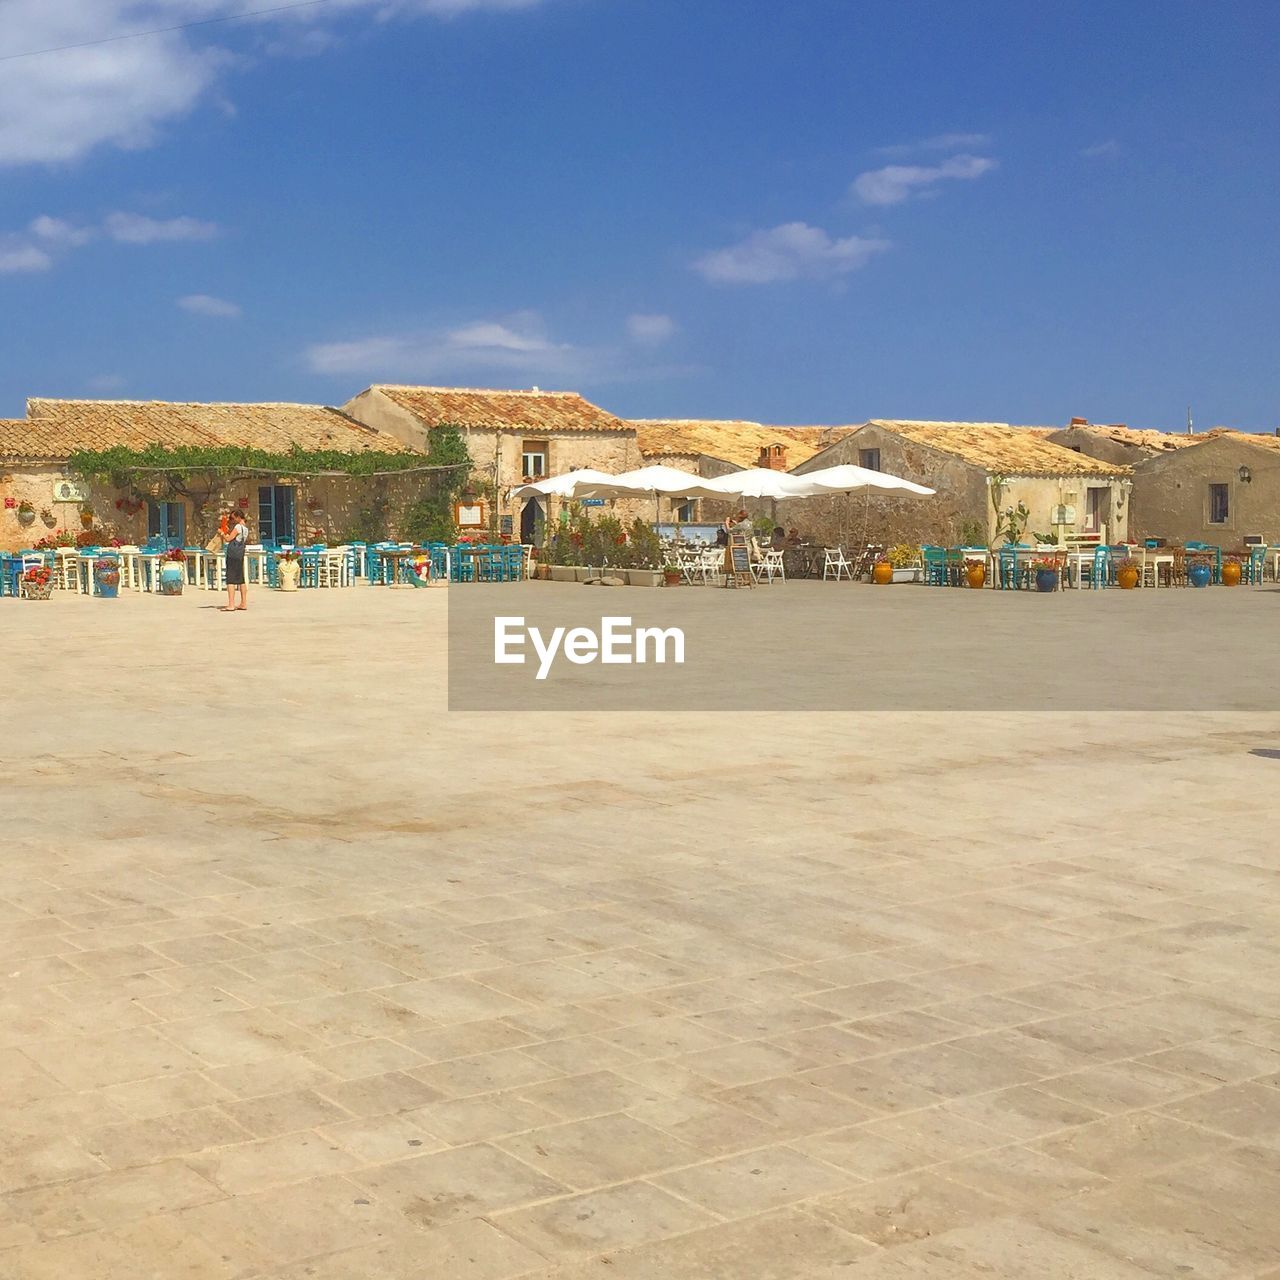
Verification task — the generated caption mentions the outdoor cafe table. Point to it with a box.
[783,545,821,578]
[1132,546,1174,587]
[377,547,418,587]
[121,548,161,591]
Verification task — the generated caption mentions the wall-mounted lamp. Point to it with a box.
[1239,465,1253,483]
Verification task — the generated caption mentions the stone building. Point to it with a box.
[0,398,415,552]
[342,385,643,542]
[1130,429,1280,543]
[631,420,856,521]
[789,420,1133,546]
[1047,417,1198,467]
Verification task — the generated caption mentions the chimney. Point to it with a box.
[757,443,788,470]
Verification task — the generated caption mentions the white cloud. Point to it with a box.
[0,209,219,275]
[178,293,241,317]
[626,313,676,344]
[853,154,998,206]
[105,212,219,243]
[1081,139,1121,159]
[29,215,95,247]
[305,308,686,386]
[693,222,890,285]
[876,132,993,157]
[0,244,53,273]
[88,373,127,392]
[307,311,579,379]
[0,1,554,168]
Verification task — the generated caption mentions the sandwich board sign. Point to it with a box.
[725,530,754,587]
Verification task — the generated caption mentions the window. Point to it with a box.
[521,440,548,478]
[258,485,296,545]
[1209,483,1229,525]
[147,501,185,547]
[859,448,881,471]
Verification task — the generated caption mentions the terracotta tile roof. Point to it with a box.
[1196,428,1280,451]
[867,419,1130,477]
[633,419,858,469]
[0,418,70,464]
[13,399,412,461]
[371,385,629,434]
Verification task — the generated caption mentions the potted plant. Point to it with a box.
[871,553,894,585]
[79,503,95,528]
[16,499,36,526]
[20,565,53,599]
[1031,556,1061,592]
[1115,558,1140,590]
[1188,559,1212,588]
[93,555,121,598]
[39,506,55,527]
[886,543,922,583]
[277,549,302,591]
[1221,555,1242,587]
[625,520,665,586]
[159,547,186,595]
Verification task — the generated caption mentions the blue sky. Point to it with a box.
[2,0,1277,429]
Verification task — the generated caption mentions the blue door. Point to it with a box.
[258,486,296,545]
[147,501,185,548]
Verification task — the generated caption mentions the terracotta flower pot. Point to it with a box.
[965,562,986,589]
[1117,565,1140,590]
[1221,561,1242,586]
[663,570,682,587]
[871,561,894,585]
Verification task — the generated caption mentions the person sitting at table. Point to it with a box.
[785,528,803,548]
[770,525,787,552]
[714,526,728,548]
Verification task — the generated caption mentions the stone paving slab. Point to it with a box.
[2,584,1279,1277]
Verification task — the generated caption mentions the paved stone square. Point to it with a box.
[3,582,1279,1278]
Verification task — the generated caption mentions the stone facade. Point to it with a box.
[1131,433,1280,543]
[788,423,1132,547]
[343,385,646,540]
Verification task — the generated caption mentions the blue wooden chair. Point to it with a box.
[997,545,1030,589]
[1246,545,1268,585]
[922,545,949,586]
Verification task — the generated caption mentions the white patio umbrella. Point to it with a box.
[574,465,724,527]
[697,468,817,500]
[507,468,618,501]
[795,464,935,545]
[796,464,935,497]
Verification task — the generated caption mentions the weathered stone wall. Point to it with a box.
[787,427,1131,547]
[788,428,990,547]
[1044,428,1147,467]
[0,464,148,551]
[343,388,648,537]
[0,463,456,551]
[1132,438,1278,543]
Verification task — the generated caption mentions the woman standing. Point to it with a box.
[223,509,249,611]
